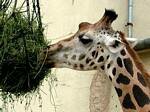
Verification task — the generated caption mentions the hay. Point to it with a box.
[0,1,50,95]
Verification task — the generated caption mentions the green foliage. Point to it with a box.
[0,10,50,95]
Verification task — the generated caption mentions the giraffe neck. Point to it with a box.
[101,48,150,112]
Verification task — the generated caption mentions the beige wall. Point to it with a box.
[133,0,150,69]
[2,0,150,112]
[133,0,150,39]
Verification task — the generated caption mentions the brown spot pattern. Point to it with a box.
[137,72,147,87]
[123,58,134,77]
[86,58,91,64]
[122,93,136,109]
[63,54,68,59]
[79,54,86,60]
[71,55,76,60]
[133,85,150,107]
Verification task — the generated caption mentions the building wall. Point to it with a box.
[133,0,150,39]
[133,0,150,69]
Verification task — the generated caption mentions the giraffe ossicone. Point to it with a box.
[45,9,150,112]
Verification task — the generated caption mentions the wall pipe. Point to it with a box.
[127,0,150,51]
[127,0,133,38]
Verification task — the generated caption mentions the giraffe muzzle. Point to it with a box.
[43,43,64,68]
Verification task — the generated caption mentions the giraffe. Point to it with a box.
[45,9,150,112]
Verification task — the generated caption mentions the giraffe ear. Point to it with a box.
[104,37,124,53]
[126,37,137,48]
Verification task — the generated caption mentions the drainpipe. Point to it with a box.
[126,0,133,38]
[126,0,150,51]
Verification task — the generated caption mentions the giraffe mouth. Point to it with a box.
[44,61,56,68]
[44,55,56,68]
[42,47,57,68]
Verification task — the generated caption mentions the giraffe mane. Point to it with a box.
[119,31,150,89]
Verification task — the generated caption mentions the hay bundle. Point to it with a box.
[0,0,50,95]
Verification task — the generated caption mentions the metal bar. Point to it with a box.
[127,0,133,38]
[134,38,150,51]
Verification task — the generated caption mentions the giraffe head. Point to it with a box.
[45,9,137,71]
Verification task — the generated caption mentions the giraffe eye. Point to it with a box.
[79,34,93,44]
